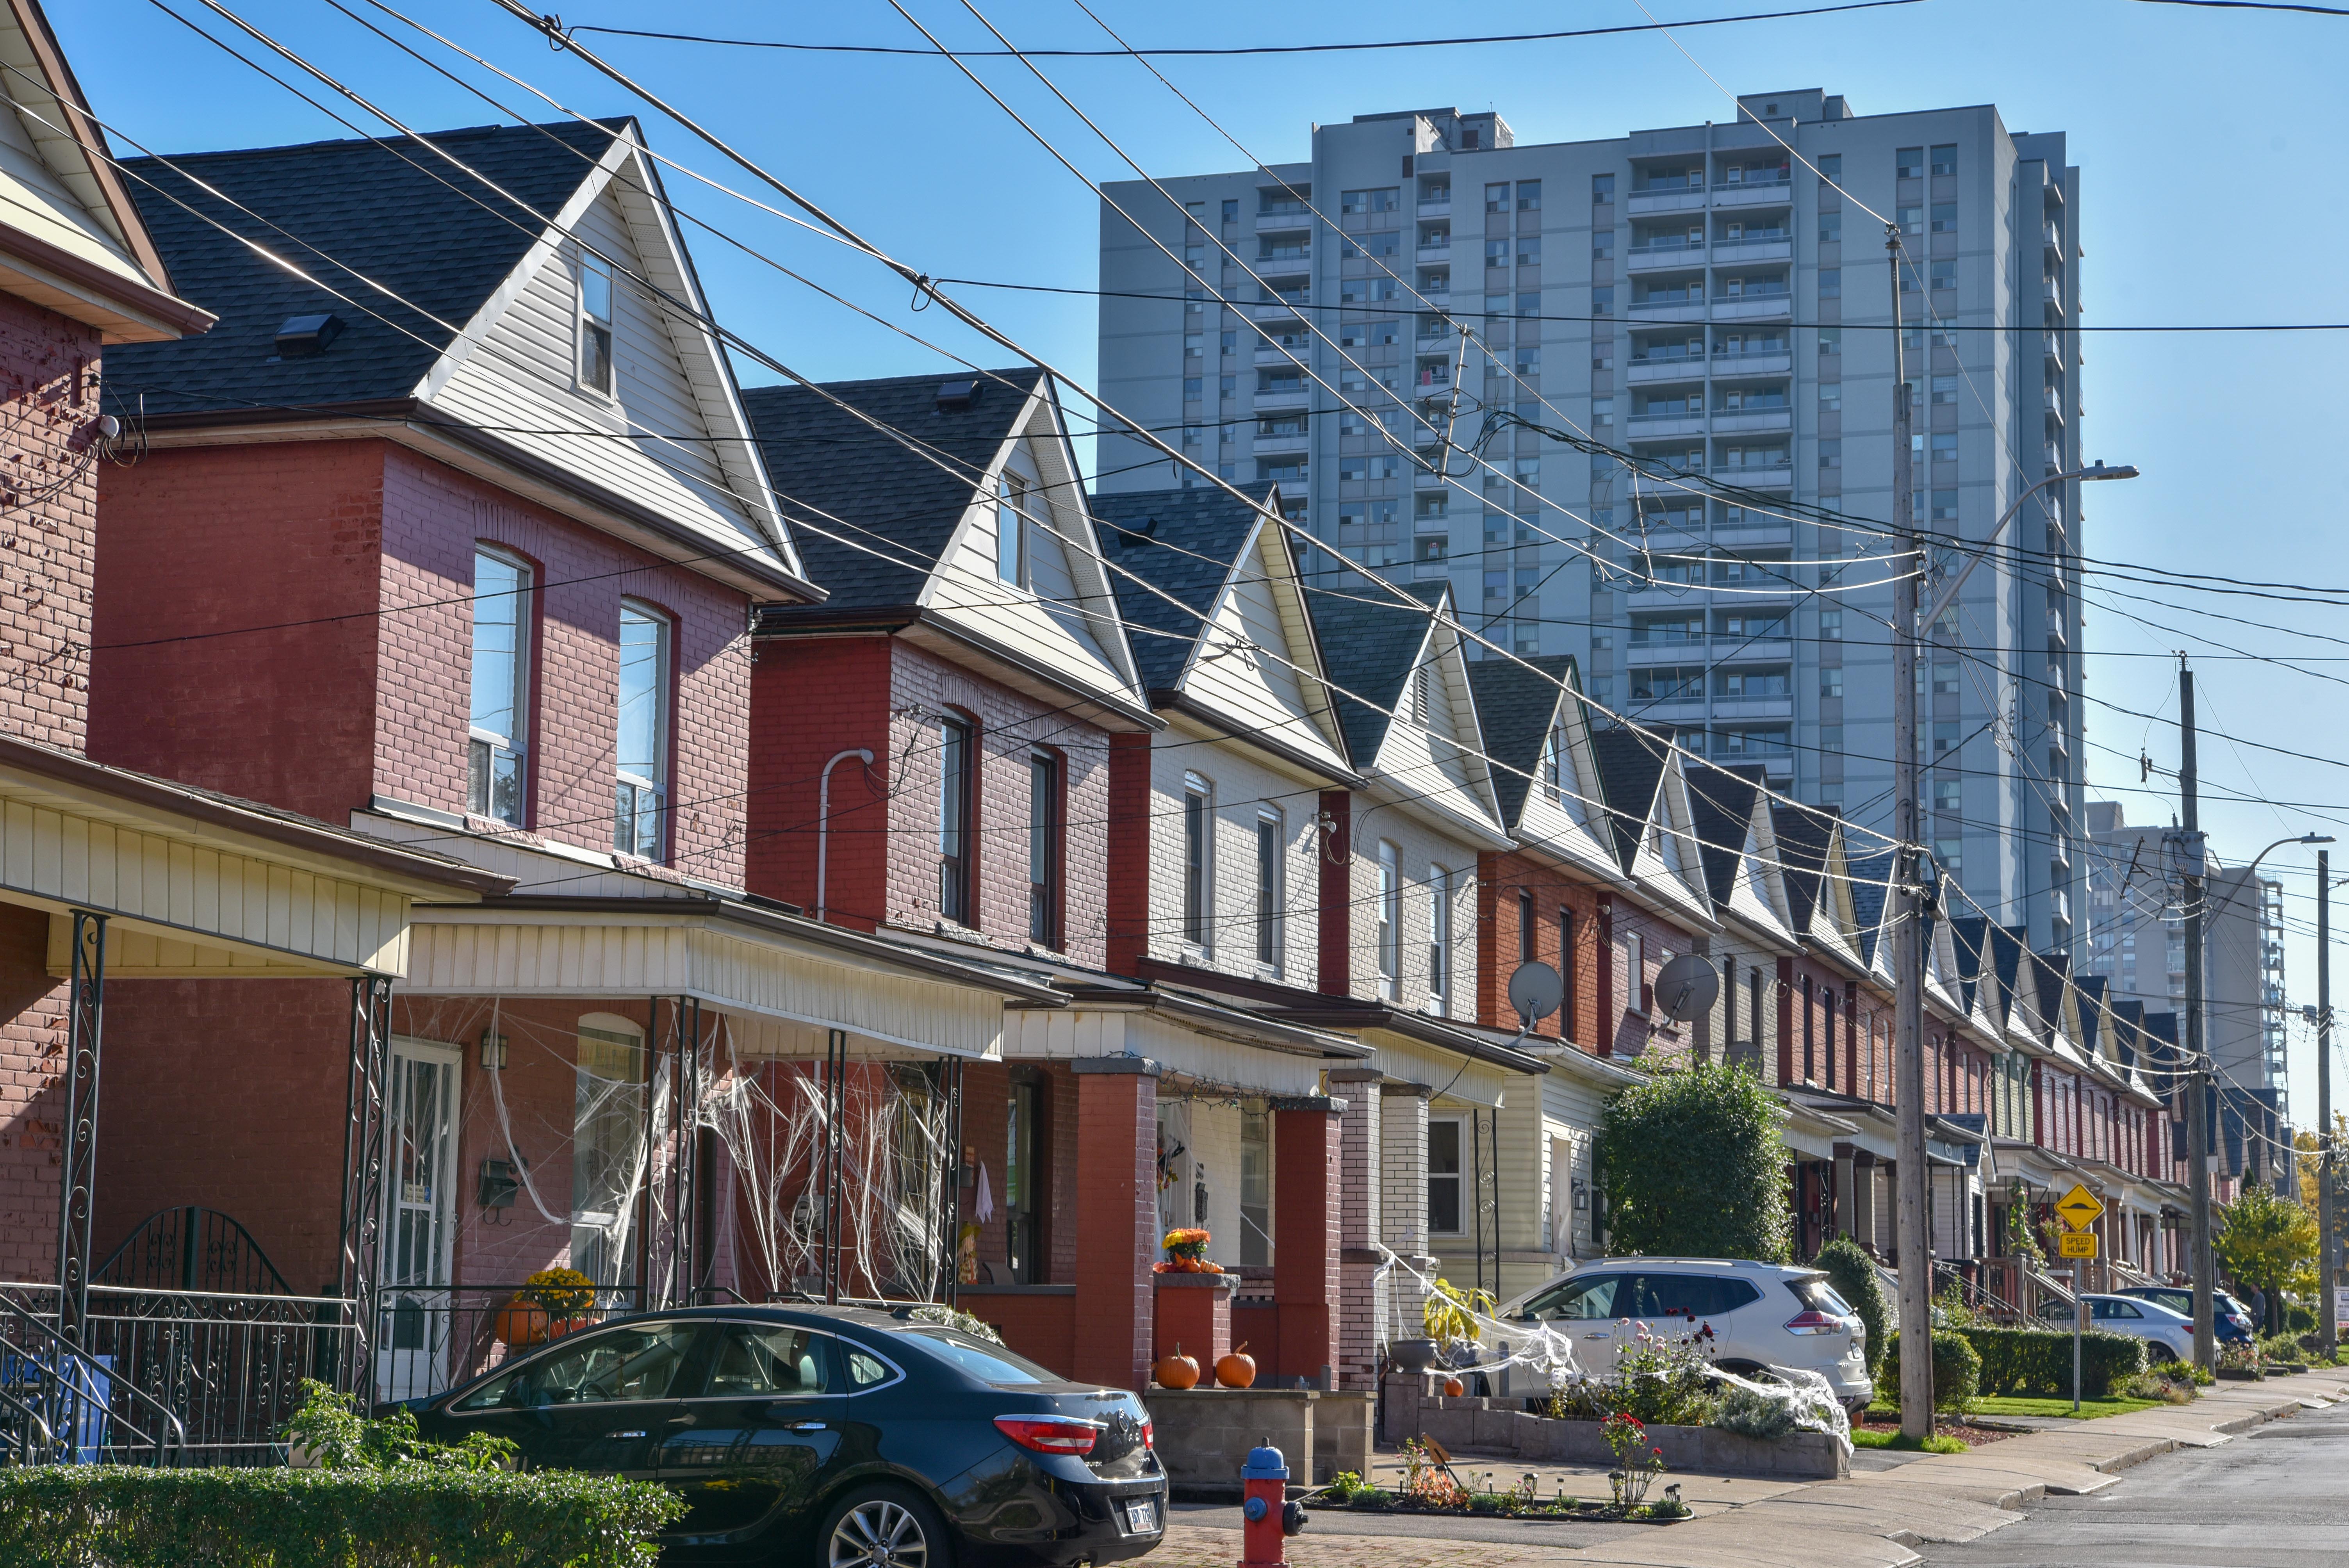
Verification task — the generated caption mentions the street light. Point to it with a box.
[1921,461,2139,631]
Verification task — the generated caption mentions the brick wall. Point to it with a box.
[0,295,104,750]
[1474,848,1606,1046]
[1335,802,1481,1018]
[0,905,68,1280]
[1140,733,1325,985]
[1602,896,1699,1061]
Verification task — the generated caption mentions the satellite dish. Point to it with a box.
[1653,953,1720,1023]
[1507,961,1563,1025]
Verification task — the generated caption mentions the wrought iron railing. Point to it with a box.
[95,1206,296,1297]
[368,1284,649,1408]
[0,1287,189,1466]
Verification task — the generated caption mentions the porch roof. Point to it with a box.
[0,734,505,979]
[399,893,1066,1061]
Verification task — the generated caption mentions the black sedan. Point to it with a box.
[410,1304,1167,1567]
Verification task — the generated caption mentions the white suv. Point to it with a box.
[1481,1257,1874,1414]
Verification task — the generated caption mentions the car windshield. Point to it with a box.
[901,1329,1059,1386]
[1785,1276,1852,1315]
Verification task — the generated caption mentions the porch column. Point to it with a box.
[1328,1069,1385,1390]
[1070,1058,1158,1391]
[1272,1094,1344,1386]
[1832,1142,1857,1240]
[54,910,105,1347]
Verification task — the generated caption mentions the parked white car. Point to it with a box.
[2035,1292,2194,1365]
[1480,1257,1874,1414]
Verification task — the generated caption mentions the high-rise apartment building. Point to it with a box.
[1099,89,2087,950]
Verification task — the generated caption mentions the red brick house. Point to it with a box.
[83,119,1045,1415]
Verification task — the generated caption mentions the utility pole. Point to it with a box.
[2180,659,2215,1371]
[1888,227,1934,1438]
[2321,851,2336,1361]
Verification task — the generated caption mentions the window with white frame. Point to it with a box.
[1376,840,1401,999]
[1624,929,1646,1014]
[1028,749,1059,946]
[1428,1116,1463,1235]
[1540,722,1564,805]
[613,601,670,859]
[468,546,530,825]
[1182,775,1212,949]
[1426,864,1453,1015]
[577,252,616,397]
[996,469,1030,588]
[937,714,973,924]
[1254,807,1283,975]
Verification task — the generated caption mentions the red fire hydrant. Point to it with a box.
[1240,1443,1306,1568]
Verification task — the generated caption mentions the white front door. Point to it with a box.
[375,1038,460,1404]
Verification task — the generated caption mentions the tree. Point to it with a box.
[2295,1114,2347,1214]
[1597,1058,1789,1262]
[2215,1181,2318,1327]
[1813,1235,1890,1376]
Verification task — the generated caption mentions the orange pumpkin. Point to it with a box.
[1155,1343,1201,1390]
[1443,1376,1466,1397]
[546,1317,588,1340]
[1214,1342,1257,1389]
[494,1297,550,1348]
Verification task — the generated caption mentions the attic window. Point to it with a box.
[273,313,343,358]
[578,253,615,397]
[936,379,979,411]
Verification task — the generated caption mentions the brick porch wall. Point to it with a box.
[0,904,69,1281]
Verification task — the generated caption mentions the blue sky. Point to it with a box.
[56,0,2349,1117]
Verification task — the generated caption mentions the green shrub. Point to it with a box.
[1710,1381,1800,1440]
[1882,1329,1980,1413]
[1959,1324,2146,1398]
[1596,1060,1789,1262]
[2285,1302,2316,1335]
[0,1466,681,1568]
[2261,1332,2307,1364]
[1811,1237,1890,1377]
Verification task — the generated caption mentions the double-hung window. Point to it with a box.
[1427,865,1453,1016]
[1427,1117,1463,1235]
[937,716,973,925]
[613,601,670,860]
[1027,749,1059,946]
[996,470,1030,587]
[1253,808,1283,975]
[577,253,616,397]
[1376,839,1401,1000]
[1182,775,1212,950]
[468,547,530,825]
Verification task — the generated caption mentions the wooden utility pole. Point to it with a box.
[2320,851,2335,1361]
[2179,660,2215,1371]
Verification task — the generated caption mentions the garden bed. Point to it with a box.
[1312,1495,1689,1525]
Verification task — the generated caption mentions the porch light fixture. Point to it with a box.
[480,1028,509,1071]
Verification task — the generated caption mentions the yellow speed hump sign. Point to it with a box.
[2054,1183,2105,1232]
[2058,1230,2098,1259]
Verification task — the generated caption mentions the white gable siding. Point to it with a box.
[426,184,770,556]
[1176,527,1348,775]
[0,96,141,281]
[1370,628,1504,841]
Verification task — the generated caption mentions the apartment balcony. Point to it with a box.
[1712,697,1795,721]
[1711,291,1793,321]
[1633,698,1709,725]
[1710,237,1793,266]
[1254,252,1311,276]
[1710,177,1793,208]
[2042,276,2064,310]
[1626,636,1793,666]
[1252,298,1308,321]
[1253,431,1309,456]
[1416,242,1452,265]
[1713,458,1793,486]
[1715,520,1794,550]
[1627,186,1707,216]
[1417,198,1451,218]
[1630,296,1707,322]
[1627,412,1707,438]
[1625,584,1705,610]
[1627,240,1706,272]
[2043,222,2064,262]
[2042,332,2064,371]
[1628,352,1709,383]
[1255,343,1306,365]
[1711,349,1792,379]
[1255,210,1310,233]
[1712,406,1792,435]
[1413,462,1451,488]
[1254,387,1308,411]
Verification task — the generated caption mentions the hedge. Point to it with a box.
[1811,1237,1890,1378]
[0,1465,683,1568]
[1881,1329,1981,1413]
[1959,1324,2147,1399]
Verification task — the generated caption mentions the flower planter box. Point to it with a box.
[1380,1376,1846,1480]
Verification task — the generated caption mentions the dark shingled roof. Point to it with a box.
[1301,577,1444,767]
[106,120,627,419]
[2076,973,2108,1057]
[1846,849,1894,965]
[1947,915,1994,1017]
[1771,802,1835,937]
[742,367,1047,608]
[1681,762,1767,909]
[1091,485,1276,693]
[1589,724,1675,873]
[1465,653,1579,829]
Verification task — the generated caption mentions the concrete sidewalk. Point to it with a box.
[1147,1374,2347,1568]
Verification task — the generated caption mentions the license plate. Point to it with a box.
[1121,1498,1159,1534]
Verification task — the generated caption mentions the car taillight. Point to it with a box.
[994,1416,1100,1456]
[1783,1310,1844,1337]
[1141,1418,1154,1450]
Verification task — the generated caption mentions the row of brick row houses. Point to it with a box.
[0,11,2235,1454]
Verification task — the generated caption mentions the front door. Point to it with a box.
[660,1322,846,1550]
[376,1038,460,1404]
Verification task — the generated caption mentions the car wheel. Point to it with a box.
[821,1484,953,1568]
[2146,1342,2177,1365]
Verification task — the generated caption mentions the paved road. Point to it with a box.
[1920,1400,2349,1567]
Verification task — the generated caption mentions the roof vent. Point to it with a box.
[1113,516,1157,550]
[273,312,344,358]
[935,378,979,411]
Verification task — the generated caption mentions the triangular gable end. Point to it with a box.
[1634,756,1714,920]
[1512,668,1620,880]
[1729,803,1797,942]
[1173,508,1348,772]
[418,128,799,577]
[1370,600,1506,839]
[1811,825,1867,970]
[925,380,1144,705]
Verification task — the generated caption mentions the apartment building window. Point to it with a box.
[577,252,615,397]
[1592,231,1615,261]
[613,601,670,860]
[1930,144,1957,176]
[1028,750,1060,946]
[1428,1117,1463,1235]
[1376,839,1401,1000]
[1930,202,1958,233]
[1931,432,1958,462]
[1222,198,1238,223]
[1517,180,1542,211]
[1818,327,1841,356]
[1818,210,1841,244]
[1817,153,1841,182]
[1183,775,1212,950]
[1485,182,1509,213]
[1255,809,1283,974]
[1896,206,1922,237]
[1818,267,1841,299]
[1935,779,1962,813]
[1591,173,1615,203]
[1183,376,1202,401]
[1515,236,1541,267]
[1933,661,1960,695]
[1591,287,1614,316]
[468,546,530,825]
[1932,489,1959,522]
[1896,147,1924,179]
[936,714,974,924]
[1427,865,1453,1016]
[1818,438,1841,471]
[1821,668,1843,699]
[1930,260,1957,291]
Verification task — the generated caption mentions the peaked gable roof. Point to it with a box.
[1468,651,1576,829]
[1682,763,1764,911]
[1305,576,1444,766]
[1589,722,1712,919]
[1094,483,1278,692]
[1470,652,1622,884]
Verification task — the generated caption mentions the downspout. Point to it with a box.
[816,749,875,925]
